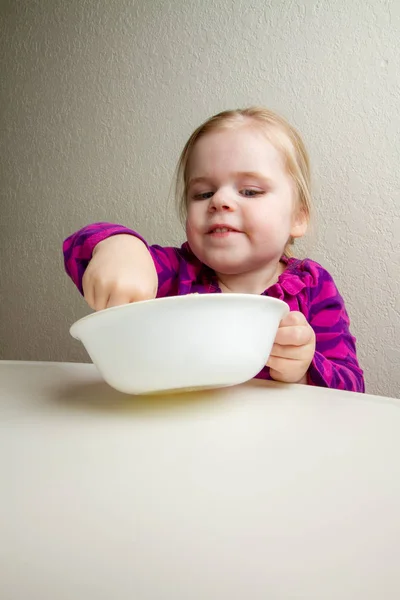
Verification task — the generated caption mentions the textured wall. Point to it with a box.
[1,0,399,397]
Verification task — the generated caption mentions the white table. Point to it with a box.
[1,361,400,600]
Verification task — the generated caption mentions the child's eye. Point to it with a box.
[193,191,214,200]
[241,189,263,197]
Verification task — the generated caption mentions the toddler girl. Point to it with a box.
[63,107,364,392]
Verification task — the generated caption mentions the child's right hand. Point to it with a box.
[82,235,158,311]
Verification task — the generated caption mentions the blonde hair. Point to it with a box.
[174,107,311,256]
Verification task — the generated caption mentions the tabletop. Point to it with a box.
[1,360,400,600]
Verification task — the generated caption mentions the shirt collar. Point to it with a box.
[182,244,306,297]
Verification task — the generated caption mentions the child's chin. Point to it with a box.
[207,259,247,275]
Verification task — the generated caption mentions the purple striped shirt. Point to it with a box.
[63,222,365,393]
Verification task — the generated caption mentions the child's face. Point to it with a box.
[185,126,307,277]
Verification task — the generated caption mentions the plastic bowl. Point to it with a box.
[70,294,289,395]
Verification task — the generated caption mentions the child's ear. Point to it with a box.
[290,209,308,239]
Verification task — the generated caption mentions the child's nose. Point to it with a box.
[208,189,235,211]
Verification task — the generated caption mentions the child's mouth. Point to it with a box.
[207,226,240,237]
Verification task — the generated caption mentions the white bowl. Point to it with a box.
[70,294,289,395]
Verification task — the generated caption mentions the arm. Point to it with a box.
[63,223,143,295]
[307,269,365,393]
[262,261,364,392]
[63,222,180,305]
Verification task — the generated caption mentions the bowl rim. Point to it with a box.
[70,293,289,339]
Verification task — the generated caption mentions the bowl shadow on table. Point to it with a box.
[53,379,236,415]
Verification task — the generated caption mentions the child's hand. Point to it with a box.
[267,311,316,384]
[82,235,158,311]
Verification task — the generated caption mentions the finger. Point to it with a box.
[274,325,314,347]
[106,292,132,309]
[279,311,308,327]
[267,355,298,374]
[82,275,95,309]
[269,342,312,360]
[93,287,111,312]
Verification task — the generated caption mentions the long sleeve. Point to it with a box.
[306,267,365,392]
[63,222,181,297]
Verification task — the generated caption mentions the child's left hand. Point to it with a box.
[267,311,316,384]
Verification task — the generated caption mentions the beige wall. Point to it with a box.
[1,0,399,397]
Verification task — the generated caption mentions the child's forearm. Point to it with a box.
[307,352,365,393]
[63,222,145,293]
